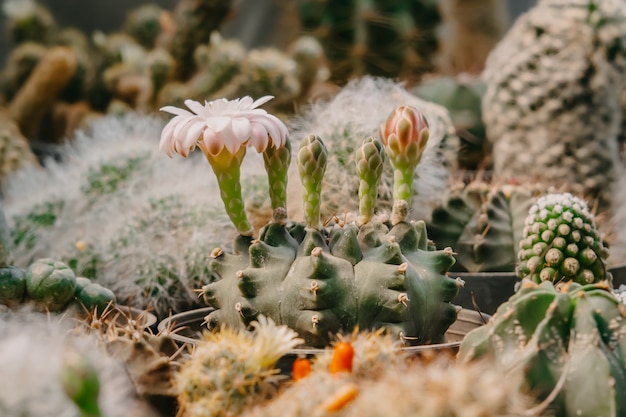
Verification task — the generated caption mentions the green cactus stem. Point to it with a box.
[205,146,253,236]
[263,137,292,211]
[355,137,385,224]
[297,135,328,229]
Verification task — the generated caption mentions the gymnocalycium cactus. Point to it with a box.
[516,192,610,285]
[459,280,626,417]
[159,99,462,347]
[426,180,537,273]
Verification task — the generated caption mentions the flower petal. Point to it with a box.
[160,106,192,117]
[202,128,223,156]
[231,117,252,143]
[251,95,274,109]
[248,123,270,153]
[184,99,208,117]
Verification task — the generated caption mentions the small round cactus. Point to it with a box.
[516,193,610,285]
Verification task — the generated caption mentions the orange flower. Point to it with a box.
[292,357,312,381]
[329,341,354,374]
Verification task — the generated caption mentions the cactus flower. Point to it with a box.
[159,95,289,236]
[380,106,430,209]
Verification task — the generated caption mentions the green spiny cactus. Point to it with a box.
[296,0,440,83]
[516,192,610,285]
[60,349,103,417]
[166,0,233,80]
[202,135,461,347]
[176,315,302,417]
[123,4,164,50]
[459,280,626,417]
[426,180,537,273]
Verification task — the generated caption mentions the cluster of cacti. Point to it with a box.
[481,0,626,214]
[295,0,440,83]
[242,335,537,417]
[516,192,611,285]
[413,74,490,170]
[197,116,461,347]
[0,0,332,151]
[3,114,238,320]
[288,76,460,222]
[426,180,538,272]
[459,280,625,416]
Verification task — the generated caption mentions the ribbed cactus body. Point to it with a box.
[202,216,460,347]
[427,181,536,272]
[459,280,626,416]
[517,193,610,285]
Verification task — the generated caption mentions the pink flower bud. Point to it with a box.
[380,106,429,156]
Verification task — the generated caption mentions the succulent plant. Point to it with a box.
[516,193,610,285]
[25,257,77,312]
[296,0,440,83]
[175,315,302,417]
[201,134,461,347]
[481,0,626,214]
[426,180,538,273]
[2,0,57,45]
[459,280,626,417]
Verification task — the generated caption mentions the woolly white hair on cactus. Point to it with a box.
[288,76,459,221]
[0,311,153,417]
[2,112,268,317]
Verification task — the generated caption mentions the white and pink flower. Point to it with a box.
[159,95,288,158]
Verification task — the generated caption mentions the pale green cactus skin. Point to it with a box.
[263,138,292,210]
[297,135,328,229]
[427,181,536,273]
[202,214,461,347]
[459,280,626,417]
[516,193,610,285]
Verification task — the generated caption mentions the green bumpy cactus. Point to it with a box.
[202,135,461,347]
[459,280,626,417]
[202,211,460,347]
[516,192,610,285]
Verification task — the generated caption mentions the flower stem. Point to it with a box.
[206,147,253,236]
[263,138,292,211]
[392,162,416,205]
